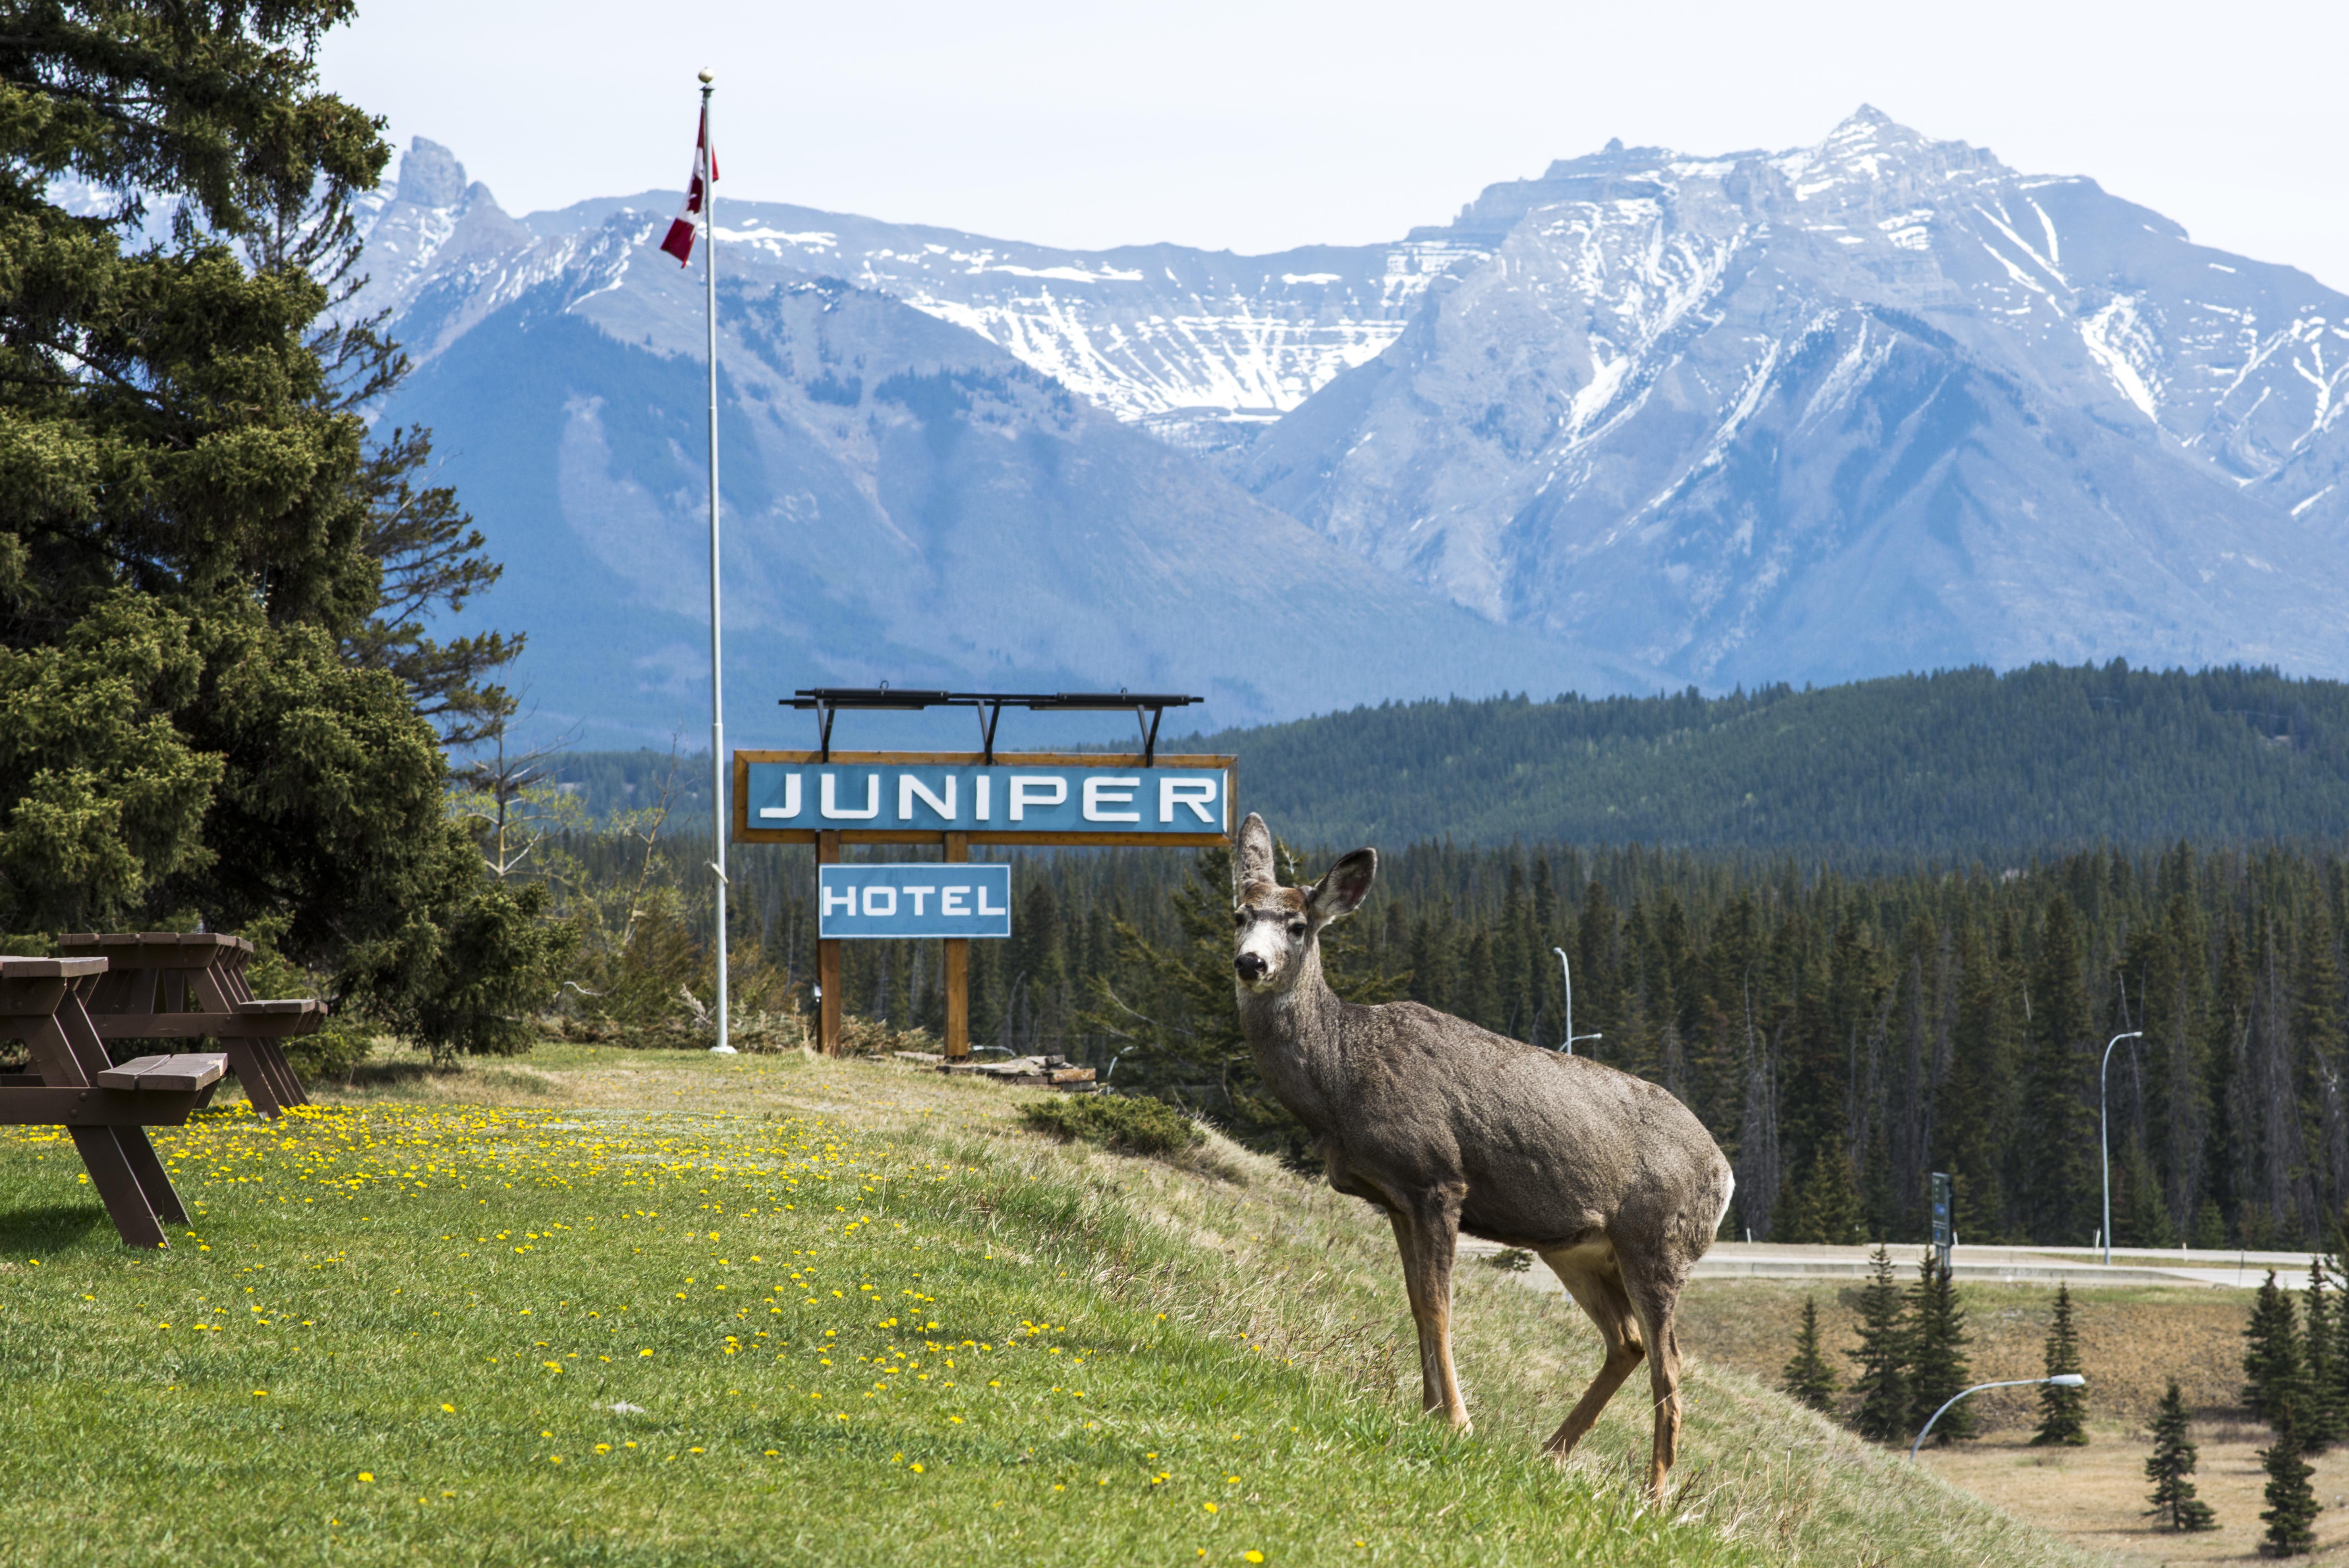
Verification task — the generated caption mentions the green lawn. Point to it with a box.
[0,1048,2098,1566]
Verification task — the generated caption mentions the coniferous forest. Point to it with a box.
[524,661,2349,1253]
[622,826,2349,1255]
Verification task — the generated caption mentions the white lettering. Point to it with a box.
[899,774,956,821]
[862,886,897,917]
[1082,776,1141,823]
[1009,776,1067,821]
[977,881,1008,917]
[974,777,991,822]
[821,883,856,916]
[904,885,935,915]
[821,773,881,820]
[757,773,803,820]
[1160,776,1219,824]
[941,886,970,915]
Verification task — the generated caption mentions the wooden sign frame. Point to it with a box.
[730,750,1236,1057]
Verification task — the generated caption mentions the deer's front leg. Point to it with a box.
[1390,1188,1471,1432]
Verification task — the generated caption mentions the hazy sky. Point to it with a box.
[319,0,2349,288]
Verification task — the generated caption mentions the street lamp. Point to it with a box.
[2100,1030,2144,1267]
[1912,1374,2086,1460]
[1551,948,1603,1056]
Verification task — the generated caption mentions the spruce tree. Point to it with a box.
[2244,1271,2306,1427]
[1847,1244,1911,1441]
[2145,1379,2218,1532]
[0,2,559,1048]
[1906,1251,1975,1444]
[1781,1296,1839,1413]
[2303,1261,2338,1450]
[2260,1400,2320,1557]
[1787,1142,1866,1246]
[2032,1283,2089,1445]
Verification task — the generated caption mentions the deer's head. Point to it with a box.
[1231,812,1376,996]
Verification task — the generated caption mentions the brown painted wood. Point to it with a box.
[97,1053,226,1092]
[942,831,970,1061]
[817,831,842,1056]
[0,966,195,1245]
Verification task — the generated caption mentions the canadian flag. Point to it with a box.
[658,105,718,265]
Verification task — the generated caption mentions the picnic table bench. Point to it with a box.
[0,954,224,1248]
[58,932,323,1118]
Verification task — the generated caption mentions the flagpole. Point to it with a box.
[699,67,730,1054]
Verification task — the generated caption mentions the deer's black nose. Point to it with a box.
[1235,952,1268,981]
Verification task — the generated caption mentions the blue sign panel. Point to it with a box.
[819,864,1012,940]
[745,762,1228,838]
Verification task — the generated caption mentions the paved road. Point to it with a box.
[1455,1238,2320,1290]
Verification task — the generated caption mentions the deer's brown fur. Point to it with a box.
[1229,814,1732,1496]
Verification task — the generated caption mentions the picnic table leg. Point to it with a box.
[260,1041,311,1107]
[114,1124,189,1226]
[218,1038,286,1118]
[192,967,311,1112]
[63,1126,169,1248]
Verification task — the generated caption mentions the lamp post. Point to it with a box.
[1912,1374,2086,1460]
[1552,948,1603,1056]
[2100,1030,2143,1267]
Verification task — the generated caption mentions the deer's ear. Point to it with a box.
[1235,813,1276,890]
[1309,848,1377,922]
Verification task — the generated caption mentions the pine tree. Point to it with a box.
[1906,1251,1975,1444]
[1847,1244,1911,1441]
[2032,1283,2089,1445]
[2244,1271,2307,1427]
[1780,1296,1839,1412]
[2303,1262,2338,1450]
[1786,1142,1866,1245]
[2260,1400,2320,1557]
[2145,1379,2218,1531]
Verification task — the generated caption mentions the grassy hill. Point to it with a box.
[0,1048,2096,1566]
[1181,661,2349,855]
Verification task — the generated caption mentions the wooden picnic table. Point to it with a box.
[0,954,225,1248]
[57,932,323,1118]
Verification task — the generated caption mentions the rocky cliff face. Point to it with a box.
[1239,109,2349,685]
[357,145,1638,744]
[348,115,2349,741]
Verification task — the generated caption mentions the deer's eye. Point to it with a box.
[1288,922,1308,939]
[1233,911,1248,927]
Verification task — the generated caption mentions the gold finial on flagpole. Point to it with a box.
[698,68,714,84]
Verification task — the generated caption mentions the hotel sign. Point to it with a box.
[733,752,1235,846]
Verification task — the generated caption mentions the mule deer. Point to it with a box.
[1229,814,1731,1495]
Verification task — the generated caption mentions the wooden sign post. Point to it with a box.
[734,745,1235,1058]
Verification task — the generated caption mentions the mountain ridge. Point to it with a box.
[345,112,2349,746]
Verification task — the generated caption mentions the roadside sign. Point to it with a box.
[818,864,1011,940]
[1931,1171,1953,1269]
[734,752,1235,846]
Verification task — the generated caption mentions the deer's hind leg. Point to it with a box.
[1385,1188,1471,1432]
[1618,1256,1691,1499]
[1537,1244,1644,1464]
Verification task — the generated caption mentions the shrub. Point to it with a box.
[1020,1093,1205,1157]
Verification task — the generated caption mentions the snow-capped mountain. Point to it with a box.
[354,140,1483,452]
[356,143,1638,745]
[349,113,2349,741]
[1241,110,2349,685]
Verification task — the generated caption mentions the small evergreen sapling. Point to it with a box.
[2260,1400,2320,1557]
[2302,1261,2338,1451]
[2244,1270,2306,1427]
[1905,1250,1975,1444]
[2032,1283,2089,1446]
[1847,1244,1910,1441]
[1781,1296,1839,1413]
[2144,1379,2217,1532]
